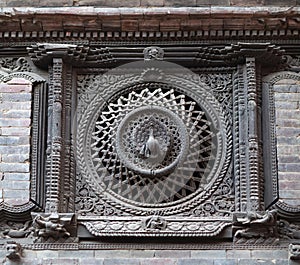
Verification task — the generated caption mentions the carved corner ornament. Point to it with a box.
[233,210,279,244]
[5,241,23,261]
[31,213,75,242]
[289,244,300,260]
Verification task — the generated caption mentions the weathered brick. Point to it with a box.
[276,127,300,137]
[165,0,196,7]
[191,250,226,259]
[230,0,263,6]
[139,259,176,265]
[1,180,30,190]
[0,84,32,93]
[214,260,237,265]
[264,0,296,5]
[273,84,299,93]
[43,258,79,265]
[3,189,29,201]
[0,102,31,110]
[177,259,213,265]
[3,173,30,181]
[0,163,29,173]
[0,136,30,145]
[2,154,29,163]
[2,109,31,118]
[95,250,131,259]
[130,250,155,258]
[276,119,300,128]
[155,250,190,258]
[276,110,300,119]
[0,145,30,154]
[275,101,298,109]
[141,0,164,6]
[1,127,31,136]
[227,250,251,259]
[39,0,73,6]
[103,259,140,265]
[239,259,282,265]
[275,92,300,101]
[59,250,94,258]
[79,259,104,265]
[279,181,300,190]
[0,118,31,127]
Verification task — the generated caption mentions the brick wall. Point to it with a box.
[0,78,32,206]
[274,78,300,206]
[0,249,293,265]
[0,0,299,7]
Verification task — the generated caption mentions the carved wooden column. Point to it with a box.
[45,57,64,213]
[34,45,76,214]
[245,57,263,211]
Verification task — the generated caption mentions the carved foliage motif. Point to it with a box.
[0,57,32,73]
[82,219,230,237]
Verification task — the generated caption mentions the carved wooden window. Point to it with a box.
[26,43,285,242]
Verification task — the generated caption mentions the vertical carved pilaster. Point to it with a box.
[233,66,244,211]
[62,66,75,212]
[45,58,63,213]
[245,57,263,211]
[235,64,248,212]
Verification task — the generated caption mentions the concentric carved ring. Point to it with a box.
[116,106,189,177]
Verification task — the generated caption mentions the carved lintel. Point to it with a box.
[80,217,231,237]
[31,213,75,242]
[289,244,300,260]
[233,210,279,244]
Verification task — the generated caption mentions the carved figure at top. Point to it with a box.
[144,47,164,61]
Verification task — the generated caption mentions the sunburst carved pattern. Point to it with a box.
[90,82,217,206]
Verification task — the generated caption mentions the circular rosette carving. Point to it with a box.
[116,106,189,177]
[78,79,231,215]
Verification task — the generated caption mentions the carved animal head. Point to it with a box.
[6,241,22,260]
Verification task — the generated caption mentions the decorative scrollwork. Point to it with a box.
[0,57,32,73]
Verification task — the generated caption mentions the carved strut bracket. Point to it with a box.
[232,210,279,245]
[31,213,75,243]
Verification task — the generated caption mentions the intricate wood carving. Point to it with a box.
[75,61,233,237]
[233,210,279,245]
